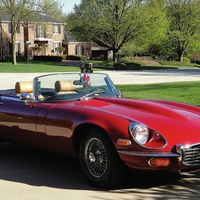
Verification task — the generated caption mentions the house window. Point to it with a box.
[36,24,45,38]
[53,42,61,55]
[53,25,60,34]
[15,42,21,55]
[76,45,84,55]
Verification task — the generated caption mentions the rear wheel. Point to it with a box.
[79,128,126,188]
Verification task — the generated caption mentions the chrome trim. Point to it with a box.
[118,150,179,157]
[1,95,34,105]
[175,143,200,167]
[1,96,21,101]
[175,144,183,161]
[129,121,167,150]
[176,142,200,149]
[179,168,200,174]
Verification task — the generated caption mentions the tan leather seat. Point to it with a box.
[15,81,33,95]
[55,80,76,94]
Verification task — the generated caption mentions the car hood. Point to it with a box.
[79,97,200,145]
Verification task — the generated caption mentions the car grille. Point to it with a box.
[182,144,200,166]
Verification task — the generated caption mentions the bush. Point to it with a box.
[66,54,87,61]
[1,55,27,62]
[33,55,62,62]
[101,60,114,66]
[55,47,66,54]
[119,57,143,66]
[195,60,200,65]
[183,57,191,63]
[158,59,194,66]
[66,55,81,60]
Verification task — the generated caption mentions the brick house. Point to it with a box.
[0,12,111,60]
[63,31,112,60]
[0,12,66,59]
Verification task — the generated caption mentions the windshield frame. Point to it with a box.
[32,72,120,102]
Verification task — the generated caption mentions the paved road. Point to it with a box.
[0,69,200,200]
[1,68,200,89]
[109,68,200,84]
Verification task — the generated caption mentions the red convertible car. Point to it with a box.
[0,72,200,188]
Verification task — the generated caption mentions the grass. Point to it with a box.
[116,81,200,106]
[0,62,80,72]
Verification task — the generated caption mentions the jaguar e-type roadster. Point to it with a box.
[0,72,200,188]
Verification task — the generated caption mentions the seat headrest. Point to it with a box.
[55,81,76,92]
[15,81,33,94]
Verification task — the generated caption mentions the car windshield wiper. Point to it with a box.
[79,90,106,100]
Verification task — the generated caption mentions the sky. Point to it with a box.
[61,0,81,14]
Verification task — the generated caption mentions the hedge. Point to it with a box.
[33,55,63,62]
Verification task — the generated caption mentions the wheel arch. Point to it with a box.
[72,123,113,156]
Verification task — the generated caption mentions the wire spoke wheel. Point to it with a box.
[84,138,107,178]
[79,128,127,188]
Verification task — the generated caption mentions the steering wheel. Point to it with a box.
[89,87,106,93]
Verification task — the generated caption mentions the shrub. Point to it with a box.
[33,55,62,62]
[119,57,143,66]
[183,57,191,63]
[1,55,27,62]
[158,59,194,66]
[66,54,87,61]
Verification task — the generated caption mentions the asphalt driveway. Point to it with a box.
[0,142,200,200]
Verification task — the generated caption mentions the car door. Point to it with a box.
[0,95,39,142]
[36,102,77,155]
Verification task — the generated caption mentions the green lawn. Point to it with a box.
[116,81,200,106]
[0,62,80,72]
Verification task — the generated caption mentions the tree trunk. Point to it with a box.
[11,19,17,65]
[12,37,17,65]
[113,49,118,63]
[177,51,183,62]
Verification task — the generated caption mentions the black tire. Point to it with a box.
[79,128,126,188]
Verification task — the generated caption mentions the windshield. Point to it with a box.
[33,73,121,102]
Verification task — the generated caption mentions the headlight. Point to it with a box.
[129,122,149,145]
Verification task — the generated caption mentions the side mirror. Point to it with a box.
[19,93,32,100]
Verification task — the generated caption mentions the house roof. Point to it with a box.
[0,11,10,22]
[34,14,64,24]
[0,11,64,24]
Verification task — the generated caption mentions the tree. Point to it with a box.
[166,0,200,62]
[0,0,63,65]
[124,0,168,58]
[66,0,165,63]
